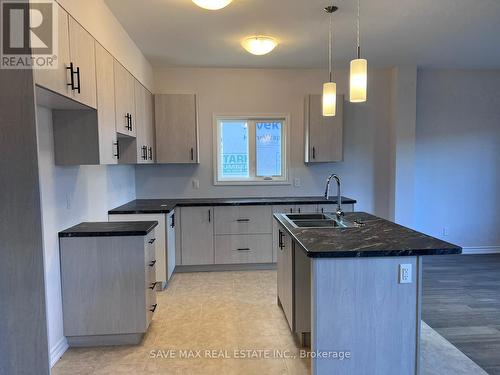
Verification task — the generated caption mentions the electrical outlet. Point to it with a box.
[192,179,200,189]
[399,264,412,284]
[294,178,301,187]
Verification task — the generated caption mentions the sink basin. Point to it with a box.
[282,212,358,229]
[286,213,330,220]
[292,220,341,228]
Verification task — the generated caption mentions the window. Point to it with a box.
[214,115,288,184]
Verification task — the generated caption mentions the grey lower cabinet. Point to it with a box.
[180,206,214,265]
[277,224,294,330]
[59,230,157,346]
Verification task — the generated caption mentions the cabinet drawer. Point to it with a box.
[214,206,272,235]
[215,234,272,264]
[146,287,157,326]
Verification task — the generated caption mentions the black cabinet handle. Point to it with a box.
[113,141,119,158]
[149,260,156,267]
[298,207,301,213]
[312,146,316,159]
[141,146,147,160]
[66,62,75,90]
[125,114,130,130]
[148,147,153,160]
[278,230,284,249]
[129,114,133,131]
[237,219,250,222]
[289,208,293,213]
[75,66,81,94]
[149,304,158,313]
[190,147,194,161]
[237,248,250,251]
[148,238,156,244]
[149,282,158,290]
[208,209,211,222]
[171,213,175,228]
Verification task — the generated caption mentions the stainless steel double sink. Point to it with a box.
[283,213,358,229]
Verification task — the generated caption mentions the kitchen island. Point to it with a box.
[274,212,462,375]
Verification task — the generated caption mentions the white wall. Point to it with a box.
[135,67,393,218]
[415,69,500,251]
[57,0,154,90]
[36,107,136,364]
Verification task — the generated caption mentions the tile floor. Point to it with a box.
[52,270,310,375]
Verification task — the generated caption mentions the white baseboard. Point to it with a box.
[50,337,68,368]
[462,246,500,255]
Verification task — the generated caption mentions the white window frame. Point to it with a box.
[213,114,290,186]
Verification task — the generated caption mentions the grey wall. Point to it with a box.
[415,69,500,251]
[136,67,394,218]
[36,106,136,364]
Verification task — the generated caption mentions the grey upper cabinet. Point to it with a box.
[34,3,72,98]
[180,207,214,265]
[95,43,118,165]
[68,17,97,109]
[135,81,155,164]
[304,94,343,163]
[114,60,136,137]
[155,94,199,164]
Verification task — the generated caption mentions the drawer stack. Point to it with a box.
[214,206,272,264]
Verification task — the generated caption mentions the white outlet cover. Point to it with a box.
[192,179,200,189]
[399,264,412,284]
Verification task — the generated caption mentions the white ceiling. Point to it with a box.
[104,0,500,69]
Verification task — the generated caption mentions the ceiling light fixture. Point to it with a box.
[349,0,367,102]
[241,36,278,56]
[322,5,338,117]
[192,0,232,11]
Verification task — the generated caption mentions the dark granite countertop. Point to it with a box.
[59,221,158,238]
[274,212,462,258]
[108,196,357,215]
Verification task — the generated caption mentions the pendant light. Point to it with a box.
[349,0,367,102]
[192,0,232,10]
[322,5,338,117]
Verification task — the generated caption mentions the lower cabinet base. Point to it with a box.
[67,333,144,347]
[175,263,276,273]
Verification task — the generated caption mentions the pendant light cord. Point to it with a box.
[356,0,361,59]
[329,11,333,82]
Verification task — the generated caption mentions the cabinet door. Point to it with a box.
[68,17,97,108]
[305,94,343,163]
[180,207,214,265]
[108,214,167,286]
[34,4,71,98]
[155,94,198,163]
[277,226,293,330]
[145,90,155,163]
[134,80,148,163]
[95,43,117,165]
[114,60,136,137]
[272,205,295,262]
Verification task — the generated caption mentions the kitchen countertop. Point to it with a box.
[274,212,462,258]
[108,196,357,215]
[59,221,158,238]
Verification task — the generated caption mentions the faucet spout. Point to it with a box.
[324,174,344,220]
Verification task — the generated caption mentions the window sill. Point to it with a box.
[214,179,291,186]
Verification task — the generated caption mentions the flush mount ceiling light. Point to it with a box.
[322,5,338,117]
[241,36,278,56]
[192,0,232,10]
[349,0,368,102]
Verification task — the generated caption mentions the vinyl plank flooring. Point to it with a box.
[423,254,500,374]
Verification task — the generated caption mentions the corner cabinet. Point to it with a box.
[155,94,199,164]
[304,94,343,163]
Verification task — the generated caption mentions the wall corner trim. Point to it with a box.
[50,337,69,368]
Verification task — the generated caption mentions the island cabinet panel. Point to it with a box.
[304,94,343,163]
[277,224,294,331]
[114,60,136,137]
[311,256,420,375]
[214,206,272,235]
[155,94,199,164]
[60,232,157,346]
[180,206,214,265]
[215,234,272,264]
[68,17,97,109]
[34,3,71,98]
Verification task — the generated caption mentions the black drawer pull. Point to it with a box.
[148,147,153,160]
[149,282,158,290]
[113,141,119,158]
[237,248,251,251]
[66,62,75,90]
[312,146,316,159]
[149,260,156,267]
[237,219,250,222]
[75,66,81,93]
[171,213,175,228]
[148,238,156,244]
[278,230,284,249]
[190,147,194,161]
[149,304,158,313]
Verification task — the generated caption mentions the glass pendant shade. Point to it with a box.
[192,0,232,10]
[322,82,337,117]
[241,36,278,55]
[349,58,367,102]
